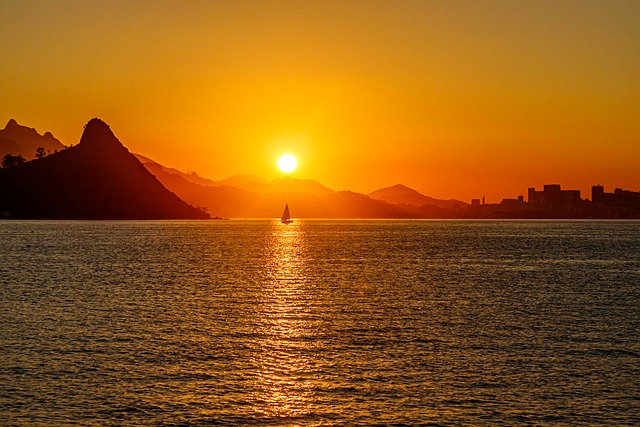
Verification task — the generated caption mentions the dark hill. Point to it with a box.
[0,118,209,219]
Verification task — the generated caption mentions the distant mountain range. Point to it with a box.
[0,118,468,219]
[0,119,66,159]
[133,153,468,218]
[0,119,208,219]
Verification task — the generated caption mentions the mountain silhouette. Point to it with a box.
[132,155,461,218]
[134,153,220,187]
[0,119,66,159]
[0,120,468,219]
[0,118,209,219]
[218,174,268,189]
[130,153,469,218]
[369,184,467,210]
[239,176,335,196]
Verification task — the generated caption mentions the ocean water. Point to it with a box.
[1,220,639,426]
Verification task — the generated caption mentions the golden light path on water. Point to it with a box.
[252,221,318,422]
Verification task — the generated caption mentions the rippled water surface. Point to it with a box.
[1,220,639,426]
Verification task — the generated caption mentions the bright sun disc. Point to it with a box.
[277,154,297,173]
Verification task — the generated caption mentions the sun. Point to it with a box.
[277,154,297,173]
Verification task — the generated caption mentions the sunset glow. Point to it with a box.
[1,0,639,202]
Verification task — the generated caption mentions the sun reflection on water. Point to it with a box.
[251,220,319,422]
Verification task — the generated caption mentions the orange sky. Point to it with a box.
[2,0,639,202]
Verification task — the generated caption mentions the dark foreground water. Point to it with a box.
[1,220,639,426]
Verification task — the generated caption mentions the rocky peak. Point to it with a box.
[78,118,127,153]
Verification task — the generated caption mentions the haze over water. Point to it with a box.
[1,220,639,425]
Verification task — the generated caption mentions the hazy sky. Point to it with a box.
[2,0,639,201]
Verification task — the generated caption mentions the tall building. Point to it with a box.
[527,184,582,213]
[592,185,604,203]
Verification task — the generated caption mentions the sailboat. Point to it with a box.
[281,203,293,224]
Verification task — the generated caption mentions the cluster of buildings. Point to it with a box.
[470,184,640,218]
